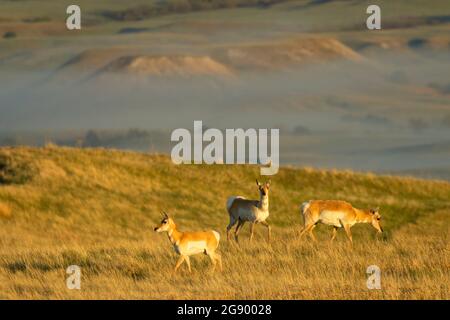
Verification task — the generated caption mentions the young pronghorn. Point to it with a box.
[299,200,383,244]
[154,212,222,273]
[226,179,271,242]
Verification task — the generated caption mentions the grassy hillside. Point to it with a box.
[0,146,448,299]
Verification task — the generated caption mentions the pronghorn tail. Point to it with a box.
[300,201,311,226]
[226,196,245,214]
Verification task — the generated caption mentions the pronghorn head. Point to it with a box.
[154,212,175,233]
[256,179,271,197]
[369,207,383,233]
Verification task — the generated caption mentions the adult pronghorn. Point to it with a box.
[154,212,222,273]
[226,179,271,242]
[299,200,383,244]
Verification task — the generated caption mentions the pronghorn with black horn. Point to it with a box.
[299,200,383,244]
[226,179,271,242]
[154,212,222,273]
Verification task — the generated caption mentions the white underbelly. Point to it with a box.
[319,211,345,227]
[176,241,207,256]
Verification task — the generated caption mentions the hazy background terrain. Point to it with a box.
[1,0,449,179]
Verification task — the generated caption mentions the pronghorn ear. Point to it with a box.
[256,179,261,186]
[266,179,271,187]
[162,211,169,219]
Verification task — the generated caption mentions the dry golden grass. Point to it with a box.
[0,146,449,299]
[0,202,12,219]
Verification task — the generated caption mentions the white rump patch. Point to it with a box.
[212,230,220,242]
[300,201,310,215]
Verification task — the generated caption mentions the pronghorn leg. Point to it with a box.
[207,252,217,271]
[226,217,237,241]
[299,226,309,239]
[308,224,317,241]
[215,253,223,271]
[260,221,271,242]
[184,256,192,273]
[343,224,353,245]
[299,222,314,239]
[249,222,256,241]
[234,219,245,243]
[331,227,338,242]
[174,256,185,273]
[207,251,222,272]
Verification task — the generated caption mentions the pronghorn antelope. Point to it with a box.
[226,179,271,242]
[154,212,222,273]
[299,200,383,243]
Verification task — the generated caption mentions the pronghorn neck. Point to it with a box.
[258,193,269,210]
[355,209,372,224]
[167,224,182,245]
